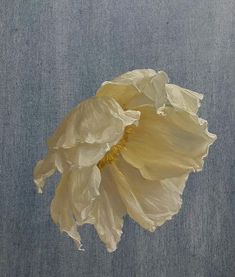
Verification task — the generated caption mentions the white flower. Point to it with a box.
[34,69,216,252]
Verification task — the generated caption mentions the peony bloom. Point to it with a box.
[34,69,216,252]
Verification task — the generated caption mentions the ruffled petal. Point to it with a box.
[50,164,125,252]
[33,144,105,192]
[34,96,140,191]
[34,152,56,193]
[121,106,216,180]
[50,165,101,250]
[166,84,203,114]
[97,69,206,116]
[91,165,126,252]
[48,96,140,149]
[110,163,156,231]
[110,157,188,230]
[97,69,169,112]
[54,143,110,170]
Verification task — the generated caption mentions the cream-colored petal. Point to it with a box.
[111,157,188,230]
[96,69,169,112]
[110,163,156,231]
[34,152,56,193]
[91,165,126,252]
[47,96,140,149]
[166,84,203,114]
[50,165,101,249]
[34,96,140,191]
[53,143,111,171]
[122,106,216,180]
[96,69,208,117]
[49,172,79,247]
[96,81,139,108]
[50,164,125,252]
[111,69,157,84]
[135,71,168,112]
[33,145,104,192]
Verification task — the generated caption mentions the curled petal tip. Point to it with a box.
[158,70,169,83]
[37,187,43,194]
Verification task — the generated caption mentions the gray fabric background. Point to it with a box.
[0,0,234,276]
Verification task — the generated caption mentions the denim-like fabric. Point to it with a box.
[0,0,234,276]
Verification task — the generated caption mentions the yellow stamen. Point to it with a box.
[97,125,134,169]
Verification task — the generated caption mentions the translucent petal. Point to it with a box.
[91,165,126,252]
[97,69,169,112]
[166,84,203,114]
[50,164,125,252]
[34,96,140,191]
[50,165,101,250]
[122,106,216,180]
[97,69,206,116]
[47,96,140,149]
[111,157,188,230]
[54,143,111,170]
[34,153,56,192]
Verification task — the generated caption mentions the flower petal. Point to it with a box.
[110,163,156,231]
[50,165,101,249]
[50,164,125,252]
[48,96,140,149]
[121,106,216,180]
[34,153,56,193]
[54,143,111,170]
[166,84,203,114]
[91,165,126,252]
[34,96,140,191]
[111,157,188,230]
[97,69,169,112]
[33,144,106,192]
[97,69,206,116]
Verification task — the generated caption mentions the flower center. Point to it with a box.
[97,125,134,169]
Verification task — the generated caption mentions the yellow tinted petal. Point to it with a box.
[34,153,56,192]
[48,96,140,149]
[166,84,203,114]
[50,166,101,249]
[97,69,169,112]
[111,157,188,230]
[49,164,126,252]
[91,165,126,252]
[34,96,140,191]
[122,106,216,180]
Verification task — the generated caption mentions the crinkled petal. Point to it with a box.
[97,69,169,112]
[90,165,126,252]
[110,157,188,230]
[135,70,168,112]
[33,145,104,192]
[34,96,140,191]
[121,106,216,180]
[110,163,155,231]
[50,164,125,252]
[50,165,101,250]
[47,96,140,149]
[53,143,111,171]
[34,152,56,193]
[97,69,206,116]
[166,84,203,114]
